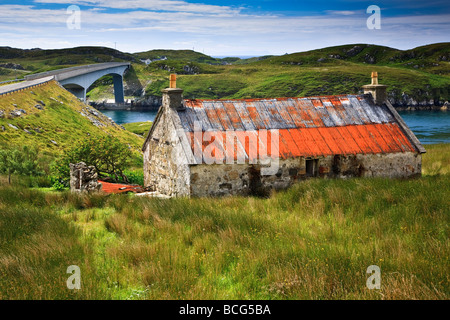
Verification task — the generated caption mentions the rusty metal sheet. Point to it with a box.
[303,98,326,127]
[376,124,404,153]
[253,100,275,129]
[315,127,341,155]
[347,96,371,124]
[191,131,205,163]
[233,101,257,131]
[308,127,333,156]
[358,97,383,124]
[211,101,234,131]
[279,129,299,158]
[311,99,336,127]
[177,95,418,161]
[256,130,270,161]
[379,104,396,123]
[345,125,375,154]
[192,104,214,131]
[354,125,383,154]
[329,127,351,155]
[298,128,322,157]
[325,97,354,126]
[289,128,312,156]
[364,124,392,153]
[185,106,201,132]
[294,99,322,128]
[280,129,302,158]
[339,96,364,125]
[274,100,297,128]
[320,97,346,127]
[283,99,308,128]
[370,103,390,124]
[178,110,193,132]
[338,126,364,154]
[203,101,224,131]
[378,123,404,152]
[292,98,314,127]
[388,123,415,152]
[264,99,290,129]
[246,101,266,130]
[222,101,245,131]
[205,131,227,164]
[276,132,292,159]
[235,130,259,163]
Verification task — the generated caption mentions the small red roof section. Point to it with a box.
[175,94,421,163]
[99,181,143,194]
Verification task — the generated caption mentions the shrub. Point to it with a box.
[0,146,43,184]
[52,135,133,185]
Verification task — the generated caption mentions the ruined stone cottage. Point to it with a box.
[142,73,426,197]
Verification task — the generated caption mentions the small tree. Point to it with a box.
[0,146,42,184]
[53,135,133,185]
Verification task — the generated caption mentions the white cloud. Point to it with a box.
[34,0,242,14]
[325,10,360,16]
[0,3,449,55]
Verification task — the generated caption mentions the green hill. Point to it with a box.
[262,43,450,75]
[138,43,450,106]
[0,80,143,157]
[134,49,220,64]
[1,43,449,106]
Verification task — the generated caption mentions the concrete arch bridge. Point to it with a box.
[25,62,130,103]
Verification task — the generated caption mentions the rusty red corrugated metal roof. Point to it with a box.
[99,181,143,194]
[174,94,420,163]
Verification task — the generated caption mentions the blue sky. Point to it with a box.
[0,0,449,56]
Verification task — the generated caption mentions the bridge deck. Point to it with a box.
[0,76,54,96]
[24,62,130,81]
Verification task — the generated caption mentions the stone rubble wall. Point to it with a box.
[69,162,102,193]
[189,152,422,197]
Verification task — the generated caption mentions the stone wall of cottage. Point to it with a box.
[189,152,422,197]
[143,106,190,197]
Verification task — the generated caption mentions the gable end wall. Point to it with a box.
[143,106,190,197]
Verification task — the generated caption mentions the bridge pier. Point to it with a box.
[113,74,125,104]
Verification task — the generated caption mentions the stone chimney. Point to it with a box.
[362,72,388,105]
[162,74,185,110]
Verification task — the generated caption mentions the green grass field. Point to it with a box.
[0,144,448,300]
[122,121,153,138]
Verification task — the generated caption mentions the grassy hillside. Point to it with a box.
[0,144,448,300]
[0,81,143,157]
[122,121,152,138]
[134,49,220,64]
[138,43,450,104]
[263,43,450,75]
[1,44,449,104]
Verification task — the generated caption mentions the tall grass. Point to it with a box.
[0,145,448,300]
